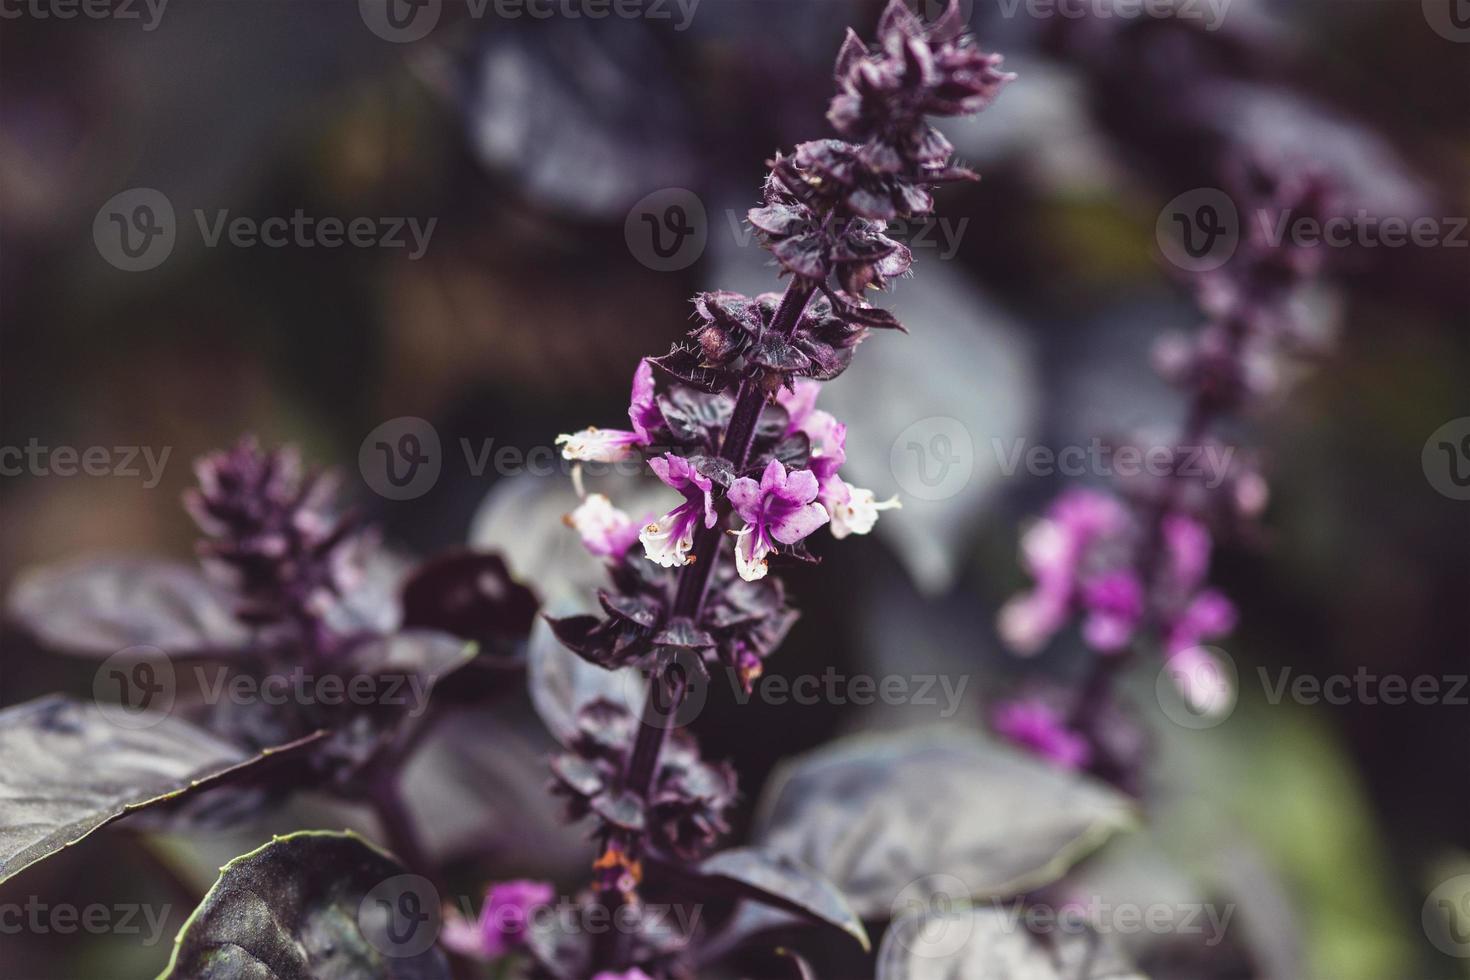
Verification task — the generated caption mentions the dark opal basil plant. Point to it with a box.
[2,6,1203,980]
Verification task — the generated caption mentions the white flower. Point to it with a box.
[827,482,900,538]
[640,512,698,567]
[555,427,643,463]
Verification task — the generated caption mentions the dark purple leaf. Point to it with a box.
[0,695,321,884]
[694,846,869,951]
[160,830,449,979]
[750,729,1135,919]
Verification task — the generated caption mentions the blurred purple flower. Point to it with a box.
[993,699,1092,771]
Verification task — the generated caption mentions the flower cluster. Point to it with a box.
[184,437,361,642]
[994,164,1336,779]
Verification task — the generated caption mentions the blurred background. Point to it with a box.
[1,0,1466,976]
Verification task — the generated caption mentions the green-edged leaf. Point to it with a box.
[160,830,450,979]
[0,695,318,884]
[695,847,870,951]
[7,556,251,656]
[875,906,1146,980]
[751,728,1136,919]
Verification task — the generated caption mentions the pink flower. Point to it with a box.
[557,359,660,462]
[992,698,1092,770]
[441,879,555,961]
[1080,571,1145,653]
[783,395,900,539]
[1163,589,1236,658]
[591,972,655,980]
[727,460,830,581]
[640,453,716,568]
[1162,512,1211,594]
[998,489,1130,655]
[775,379,825,436]
[567,494,643,561]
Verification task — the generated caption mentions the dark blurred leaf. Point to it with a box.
[875,906,1145,979]
[694,846,870,951]
[777,947,820,979]
[461,20,695,219]
[528,612,647,748]
[159,830,449,980]
[0,695,318,884]
[399,550,538,654]
[339,630,477,697]
[751,729,1135,919]
[7,555,250,656]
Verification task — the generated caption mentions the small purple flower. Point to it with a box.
[1080,571,1145,653]
[567,493,643,562]
[640,453,717,568]
[992,698,1092,771]
[592,971,655,980]
[727,460,829,581]
[557,359,661,462]
[441,879,554,961]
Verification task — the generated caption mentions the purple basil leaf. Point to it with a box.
[750,729,1135,920]
[694,846,870,951]
[0,695,318,884]
[6,555,252,657]
[159,830,449,980]
[876,906,1144,980]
